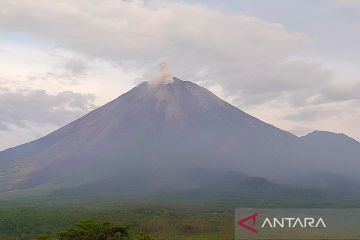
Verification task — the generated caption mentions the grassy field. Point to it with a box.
[0,204,233,240]
[1,189,360,240]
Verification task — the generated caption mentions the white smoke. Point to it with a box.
[148,62,174,85]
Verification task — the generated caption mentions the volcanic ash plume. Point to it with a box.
[149,62,174,85]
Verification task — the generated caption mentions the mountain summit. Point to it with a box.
[0,78,359,194]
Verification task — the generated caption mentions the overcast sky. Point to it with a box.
[0,0,360,150]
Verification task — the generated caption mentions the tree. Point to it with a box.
[135,231,156,240]
[36,233,51,240]
[58,219,130,240]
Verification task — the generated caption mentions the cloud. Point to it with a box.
[0,0,360,143]
[1,0,358,108]
[335,0,360,7]
[0,1,312,94]
[63,57,88,76]
[32,56,89,84]
[0,88,96,131]
[285,107,338,122]
[14,48,91,85]
[0,122,9,131]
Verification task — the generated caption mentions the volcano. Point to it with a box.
[0,77,360,195]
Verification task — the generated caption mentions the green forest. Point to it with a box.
[0,204,233,240]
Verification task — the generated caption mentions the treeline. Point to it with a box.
[36,219,156,240]
[0,206,233,239]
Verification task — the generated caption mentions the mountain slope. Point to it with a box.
[0,78,359,194]
[299,131,360,180]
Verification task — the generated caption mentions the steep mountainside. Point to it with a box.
[0,78,359,194]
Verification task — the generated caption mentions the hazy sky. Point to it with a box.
[0,0,360,150]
